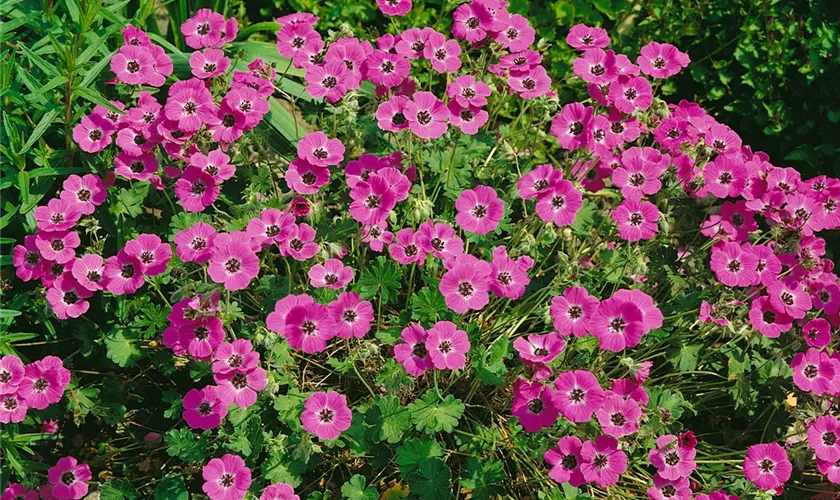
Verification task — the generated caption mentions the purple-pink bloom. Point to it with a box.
[202,454,252,500]
[545,436,586,486]
[455,185,504,235]
[579,436,628,487]
[216,367,267,408]
[47,457,91,500]
[612,199,660,241]
[103,249,144,295]
[301,391,352,440]
[404,91,448,139]
[308,259,353,289]
[46,275,92,319]
[573,48,617,85]
[207,240,259,291]
[535,180,583,227]
[743,443,791,491]
[425,320,470,370]
[174,222,216,263]
[394,325,433,377]
[34,198,81,232]
[566,24,610,50]
[511,379,558,432]
[297,131,345,167]
[285,158,330,195]
[551,369,604,423]
[550,286,599,337]
[550,102,593,150]
[513,333,565,365]
[638,42,690,79]
[183,385,228,429]
[590,297,645,352]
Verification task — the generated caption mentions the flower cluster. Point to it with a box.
[3,456,92,500]
[200,454,300,500]
[0,355,70,425]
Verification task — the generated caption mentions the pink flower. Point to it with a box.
[404,91,448,139]
[808,415,840,462]
[223,87,269,129]
[182,9,226,49]
[612,199,660,241]
[177,316,224,359]
[210,103,247,143]
[164,79,216,132]
[395,27,433,59]
[703,156,747,199]
[448,102,488,135]
[114,152,158,182]
[612,288,662,333]
[291,197,311,217]
[768,278,812,319]
[216,367,267,408]
[488,245,532,299]
[507,65,551,99]
[183,385,228,429]
[452,3,491,43]
[638,42,690,79]
[260,484,300,500]
[743,443,792,491]
[2,484,37,500]
[648,474,691,500]
[804,318,832,347]
[279,223,319,261]
[545,436,586,486]
[517,164,562,200]
[174,222,216,263]
[297,131,345,167]
[612,147,667,200]
[424,32,462,73]
[455,185,504,235]
[817,458,840,484]
[361,223,393,252]
[0,393,27,423]
[13,236,44,282]
[110,45,156,85]
[590,297,645,352]
[349,176,397,225]
[34,230,79,264]
[493,14,534,52]
[551,370,604,423]
[749,296,793,338]
[212,339,259,376]
[710,242,758,287]
[60,174,106,215]
[416,220,464,259]
[366,50,410,87]
[305,60,350,103]
[377,0,411,16]
[104,250,145,295]
[791,348,834,394]
[202,454,252,500]
[124,234,171,276]
[535,180,583,227]
[595,393,641,437]
[389,228,427,265]
[46,275,92,319]
[301,391,352,440]
[550,102,593,150]
[611,378,649,406]
[48,457,91,500]
[247,209,295,248]
[440,255,492,314]
[175,168,220,212]
[285,303,333,353]
[308,259,353,289]
[550,286,599,337]
[573,48,617,85]
[580,436,627,487]
[208,240,259,291]
[0,355,24,396]
[266,294,314,338]
[189,48,230,79]
[34,198,81,232]
[376,95,411,132]
[447,75,491,107]
[566,24,610,50]
[285,158,330,194]
[394,325,433,377]
[513,333,565,364]
[493,49,542,76]
[325,292,373,340]
[425,321,470,370]
[190,149,236,182]
[649,435,697,480]
[72,114,114,153]
[511,379,558,432]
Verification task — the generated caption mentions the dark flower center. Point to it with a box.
[611,122,625,134]
[318,408,334,423]
[628,173,646,187]
[713,140,726,151]
[727,259,742,273]
[61,472,76,485]
[412,342,427,358]
[569,121,584,136]
[191,180,207,195]
[312,148,328,160]
[569,387,585,402]
[222,114,236,127]
[34,377,49,392]
[653,56,666,69]
[466,17,480,29]
[590,64,605,76]
[204,165,219,176]
[198,402,213,416]
[593,454,608,469]
[661,485,676,498]
[534,347,549,356]
[51,239,65,252]
[197,23,211,35]
[759,458,775,473]
[392,112,406,125]
[664,451,680,466]
[183,101,198,115]
[610,412,627,426]
[804,364,818,379]
[550,195,565,210]
[140,251,154,264]
[25,252,40,265]
[609,317,626,333]
[459,109,474,121]
[324,274,339,285]
[290,238,304,251]
[497,271,512,285]
[63,291,78,304]
[416,110,432,125]
[629,213,644,226]
[322,76,337,89]
[0,371,9,383]
[51,213,65,224]
[667,128,680,139]
[265,225,281,238]
[3,397,17,410]
[229,354,244,368]
[77,189,92,202]
[533,179,549,191]
[225,258,241,274]
[365,195,381,209]
[405,244,418,257]
[219,473,234,488]
[521,78,536,90]
[505,28,519,40]
[89,129,103,141]
[471,204,488,218]
[430,238,445,251]
[231,372,247,389]
[301,320,317,336]
[203,63,217,73]
[195,326,210,340]
[624,88,637,100]
[302,172,317,185]
[762,311,776,324]
[438,340,453,354]
[191,237,207,250]
[561,454,578,469]
[528,398,543,413]
[823,432,837,446]
[434,48,447,61]
[130,161,145,173]
[126,61,141,73]
[342,309,358,323]
[120,264,135,279]
[380,60,395,73]
[780,292,795,306]
[718,172,733,185]
[410,41,425,52]
[457,281,474,297]
[461,88,476,99]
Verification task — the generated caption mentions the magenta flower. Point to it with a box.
[124,234,171,277]
[202,454,252,500]
[35,198,81,232]
[494,14,534,52]
[580,436,627,487]
[612,199,660,241]
[611,378,649,406]
[395,27,433,59]
[513,333,565,365]
[416,222,463,260]
[183,385,228,429]
[573,48,617,85]
[649,435,697,480]
[13,236,44,282]
[550,102,593,150]
[210,103,247,144]
[104,250,145,295]
[190,149,236,183]
[424,32,462,73]
[488,245,532,300]
[246,209,295,248]
[455,185,504,235]
[285,158,330,194]
[425,321,470,370]
[361,222,394,252]
[17,356,69,411]
[804,318,831,347]
[366,50,410,87]
[612,288,663,333]
[550,286,599,337]
[817,458,840,484]
[178,316,224,359]
[377,0,411,16]
[301,391,352,440]
[223,87,269,130]
[452,3,491,43]
[749,296,793,338]
[590,297,645,352]
[494,49,542,76]
[326,292,373,340]
[768,278,812,319]
[710,242,759,287]
[297,131,345,167]
[190,48,230,79]
[110,45,155,85]
[48,457,91,500]
[394,325,433,377]
[595,393,641,438]
[46,275,92,320]
[279,223,319,261]
[175,168,220,212]
[404,91,448,139]
[60,174,106,215]
[638,42,690,78]
[612,147,668,201]
[743,443,792,491]
[447,75,491,108]
[349,176,397,225]
[0,393,27,423]
[72,114,114,153]
[208,240,259,291]
[440,255,492,314]
[791,348,834,394]
[517,164,562,200]
[266,294,315,338]
[808,415,840,462]
[114,152,158,181]
[285,303,334,353]
[291,197,311,217]
[308,259,353,289]
[448,102,489,135]
[174,222,216,263]
[164,79,216,132]
[511,379,558,432]
[545,436,586,486]
[260,484,300,500]
[376,95,411,133]
[535,180,583,227]
[0,355,24,396]
[34,230,79,264]
[389,228,427,265]
[551,370,604,423]
[703,156,747,199]
[305,60,350,103]
[566,24,610,50]
[507,65,552,99]
[2,483,37,500]
[216,367,267,408]
[648,474,691,500]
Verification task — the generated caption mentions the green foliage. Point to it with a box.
[406,392,465,435]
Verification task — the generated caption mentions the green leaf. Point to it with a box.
[104,329,142,367]
[373,396,412,444]
[666,341,702,372]
[154,476,189,500]
[406,392,464,435]
[406,458,451,500]
[99,479,138,500]
[410,287,451,322]
[460,458,504,500]
[164,428,211,463]
[340,475,377,500]
[396,437,443,479]
[357,256,403,304]
[20,108,60,154]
